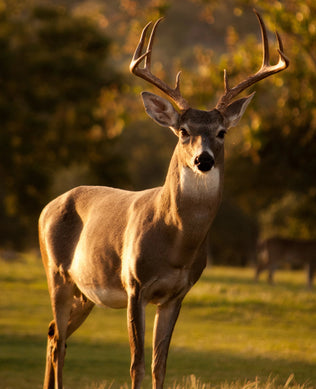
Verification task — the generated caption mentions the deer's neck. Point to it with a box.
[158,147,223,233]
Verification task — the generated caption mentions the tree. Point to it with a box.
[0,3,127,248]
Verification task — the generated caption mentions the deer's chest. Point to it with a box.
[122,226,207,304]
[143,267,192,305]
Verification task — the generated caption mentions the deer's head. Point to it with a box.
[130,11,289,176]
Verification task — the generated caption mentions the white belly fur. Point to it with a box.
[70,256,127,308]
[77,283,127,308]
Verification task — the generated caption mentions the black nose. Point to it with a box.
[194,152,214,172]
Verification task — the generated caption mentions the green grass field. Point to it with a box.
[1,253,315,389]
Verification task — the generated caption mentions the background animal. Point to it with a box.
[255,236,316,288]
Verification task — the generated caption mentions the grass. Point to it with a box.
[0,253,315,388]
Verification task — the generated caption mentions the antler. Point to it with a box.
[216,9,290,111]
[130,18,190,111]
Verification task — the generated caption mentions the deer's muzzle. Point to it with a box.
[194,151,214,172]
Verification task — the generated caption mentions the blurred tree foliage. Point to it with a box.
[185,0,316,263]
[1,0,315,263]
[222,0,316,241]
[0,1,127,247]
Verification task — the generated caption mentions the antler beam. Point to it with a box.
[130,18,190,111]
[216,9,290,111]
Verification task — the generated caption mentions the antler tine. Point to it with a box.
[276,31,290,67]
[254,9,270,67]
[130,18,190,111]
[130,21,153,72]
[216,9,289,111]
[144,17,163,68]
[276,31,284,53]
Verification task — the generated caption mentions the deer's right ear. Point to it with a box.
[141,92,180,128]
[222,92,255,128]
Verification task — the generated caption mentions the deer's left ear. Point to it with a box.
[141,91,180,128]
[222,92,255,128]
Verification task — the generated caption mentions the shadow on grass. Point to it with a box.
[0,334,314,389]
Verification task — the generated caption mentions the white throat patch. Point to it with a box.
[180,166,221,199]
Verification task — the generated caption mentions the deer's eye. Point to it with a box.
[217,129,226,139]
[179,128,190,139]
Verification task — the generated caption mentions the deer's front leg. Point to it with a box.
[152,299,183,389]
[127,283,146,389]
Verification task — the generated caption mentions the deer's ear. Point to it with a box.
[222,92,255,128]
[141,92,180,128]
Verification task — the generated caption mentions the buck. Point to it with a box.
[39,11,289,389]
[255,237,316,288]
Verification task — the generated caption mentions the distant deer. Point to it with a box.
[255,237,316,288]
[39,11,289,389]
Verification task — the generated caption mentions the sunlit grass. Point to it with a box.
[1,254,315,388]
[86,374,312,389]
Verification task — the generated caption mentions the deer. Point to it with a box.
[39,10,289,389]
[255,237,316,288]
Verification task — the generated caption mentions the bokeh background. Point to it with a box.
[1,1,316,388]
[1,0,315,264]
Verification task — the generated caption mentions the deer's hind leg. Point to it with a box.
[43,268,94,389]
[40,196,91,388]
[66,292,94,338]
[43,268,75,389]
